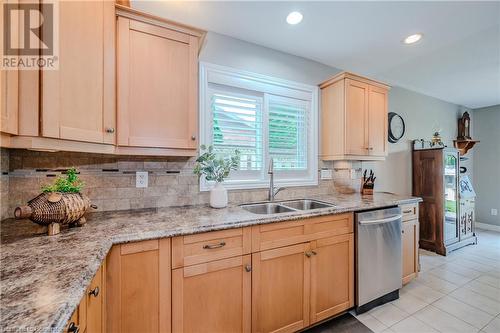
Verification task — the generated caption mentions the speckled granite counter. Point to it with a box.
[0,192,421,333]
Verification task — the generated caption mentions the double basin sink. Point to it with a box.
[240,199,336,215]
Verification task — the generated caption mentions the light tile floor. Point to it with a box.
[353,229,500,333]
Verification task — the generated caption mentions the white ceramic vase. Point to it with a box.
[210,182,228,208]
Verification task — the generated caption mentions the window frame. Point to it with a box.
[199,62,319,191]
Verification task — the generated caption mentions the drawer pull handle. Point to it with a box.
[203,241,226,250]
[245,264,252,272]
[403,210,413,214]
[68,322,80,333]
[88,286,100,298]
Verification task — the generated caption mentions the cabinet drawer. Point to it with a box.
[172,228,251,268]
[252,213,353,252]
[400,203,418,222]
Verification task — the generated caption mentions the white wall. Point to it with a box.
[473,105,500,227]
[199,32,468,195]
[200,32,340,85]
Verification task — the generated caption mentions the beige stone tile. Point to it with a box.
[414,305,479,333]
[391,291,428,314]
[440,262,483,279]
[464,280,500,301]
[369,303,409,327]
[476,274,500,289]
[403,281,446,303]
[390,316,439,333]
[433,296,494,329]
[355,313,388,333]
[450,288,500,316]
[428,267,473,286]
[416,271,460,294]
[481,316,500,333]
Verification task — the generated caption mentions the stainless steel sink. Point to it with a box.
[240,199,335,214]
[240,202,295,215]
[279,199,335,210]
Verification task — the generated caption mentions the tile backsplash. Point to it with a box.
[0,149,348,220]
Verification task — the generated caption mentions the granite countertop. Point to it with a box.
[0,192,421,333]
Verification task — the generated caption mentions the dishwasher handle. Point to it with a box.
[358,214,402,225]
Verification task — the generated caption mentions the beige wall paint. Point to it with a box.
[473,104,500,226]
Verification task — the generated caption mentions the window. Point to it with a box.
[200,63,318,190]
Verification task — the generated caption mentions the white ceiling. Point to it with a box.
[132,1,500,109]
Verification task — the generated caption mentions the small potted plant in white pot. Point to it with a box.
[194,145,240,208]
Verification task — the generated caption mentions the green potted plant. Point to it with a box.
[194,145,240,208]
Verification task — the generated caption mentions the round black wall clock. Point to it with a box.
[388,112,405,143]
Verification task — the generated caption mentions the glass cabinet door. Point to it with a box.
[444,152,459,244]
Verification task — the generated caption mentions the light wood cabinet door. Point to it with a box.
[0,0,19,135]
[172,255,251,333]
[310,234,354,324]
[402,219,419,284]
[106,239,171,333]
[368,85,388,156]
[117,17,198,149]
[42,0,115,144]
[252,243,311,333]
[0,68,18,135]
[345,79,369,156]
[87,263,105,333]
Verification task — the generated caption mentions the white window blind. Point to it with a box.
[200,63,318,190]
[211,93,263,171]
[268,97,308,171]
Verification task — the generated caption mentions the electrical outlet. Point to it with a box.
[136,171,148,188]
[320,169,333,180]
[491,209,498,216]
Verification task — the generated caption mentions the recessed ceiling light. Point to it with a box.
[286,11,303,25]
[403,33,423,44]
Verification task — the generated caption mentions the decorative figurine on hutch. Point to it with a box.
[457,111,471,140]
[14,168,97,236]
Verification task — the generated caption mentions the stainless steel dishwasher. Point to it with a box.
[355,206,403,314]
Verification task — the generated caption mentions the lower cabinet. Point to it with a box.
[252,243,311,333]
[402,219,419,284]
[106,239,171,333]
[252,234,354,333]
[99,213,355,333]
[65,262,105,333]
[172,255,252,333]
[310,234,354,323]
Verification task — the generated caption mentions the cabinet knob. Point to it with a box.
[402,230,405,234]
[105,127,115,134]
[245,264,252,272]
[191,135,196,141]
[68,322,80,333]
[305,251,316,257]
[88,286,100,298]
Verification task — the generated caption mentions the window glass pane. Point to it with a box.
[268,98,308,170]
[211,93,263,171]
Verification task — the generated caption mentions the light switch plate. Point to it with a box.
[492,209,498,216]
[320,169,333,180]
[136,171,148,188]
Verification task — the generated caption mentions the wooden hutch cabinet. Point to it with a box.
[412,148,477,255]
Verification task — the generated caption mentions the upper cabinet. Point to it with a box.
[1,3,205,156]
[116,6,202,152]
[41,0,116,144]
[320,72,390,160]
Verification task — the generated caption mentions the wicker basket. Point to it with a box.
[14,192,97,235]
